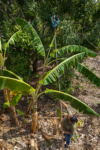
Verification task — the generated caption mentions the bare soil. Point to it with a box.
[0,54,100,150]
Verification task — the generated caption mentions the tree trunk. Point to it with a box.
[26,68,46,115]
[31,109,38,133]
[10,105,19,126]
[3,88,10,112]
[3,89,19,125]
[27,68,46,133]
[8,89,19,126]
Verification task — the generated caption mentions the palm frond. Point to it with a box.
[50,45,97,58]
[40,52,85,85]
[45,89,98,116]
[76,63,100,87]
[15,18,45,56]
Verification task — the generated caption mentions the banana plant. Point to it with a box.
[3,17,100,133]
[0,73,35,125]
[0,38,23,125]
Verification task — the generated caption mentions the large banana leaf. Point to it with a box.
[40,52,85,85]
[76,63,100,87]
[45,89,98,116]
[1,69,22,80]
[0,76,35,94]
[15,18,45,57]
[50,45,97,58]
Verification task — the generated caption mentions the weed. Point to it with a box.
[74,133,79,138]
[24,120,26,123]
[46,142,52,146]
[72,137,75,141]
[76,120,84,128]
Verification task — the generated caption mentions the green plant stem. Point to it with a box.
[46,58,66,67]
[46,35,55,63]
[36,91,45,99]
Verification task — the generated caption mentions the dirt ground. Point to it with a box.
[0,54,100,150]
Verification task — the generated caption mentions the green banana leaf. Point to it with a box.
[11,93,22,106]
[45,89,98,116]
[1,69,22,80]
[15,18,45,57]
[76,63,100,87]
[0,76,35,94]
[5,31,22,49]
[50,45,97,58]
[40,52,85,85]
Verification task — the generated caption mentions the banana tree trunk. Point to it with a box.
[10,105,19,126]
[26,68,46,115]
[27,68,46,133]
[7,89,19,126]
[31,102,38,133]
[3,88,10,112]
[26,98,33,114]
